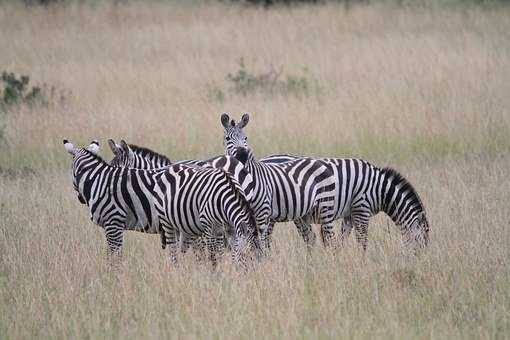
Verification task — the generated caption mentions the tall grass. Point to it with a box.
[0,2,509,339]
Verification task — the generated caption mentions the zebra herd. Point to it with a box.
[63,113,430,268]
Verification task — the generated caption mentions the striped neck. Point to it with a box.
[380,168,425,230]
[73,150,112,204]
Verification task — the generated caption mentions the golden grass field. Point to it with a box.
[1,1,509,339]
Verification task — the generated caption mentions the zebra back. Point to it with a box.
[221,113,338,223]
[108,140,265,226]
[109,139,172,169]
[253,149,431,250]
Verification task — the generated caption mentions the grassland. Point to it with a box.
[1,2,509,339]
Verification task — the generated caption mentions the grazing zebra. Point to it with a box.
[221,113,338,251]
[226,113,430,253]
[63,139,261,266]
[107,138,271,253]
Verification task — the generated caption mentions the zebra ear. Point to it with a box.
[120,140,130,154]
[238,113,249,128]
[86,140,100,154]
[63,139,76,155]
[108,139,121,155]
[221,113,230,129]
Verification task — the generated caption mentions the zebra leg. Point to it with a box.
[294,218,316,251]
[259,221,275,253]
[165,228,180,265]
[105,224,124,256]
[104,224,124,269]
[180,234,194,255]
[159,228,167,250]
[192,237,207,263]
[320,223,335,248]
[204,230,221,269]
[352,215,370,253]
[339,216,353,247]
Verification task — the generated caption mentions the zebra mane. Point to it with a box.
[128,144,171,163]
[82,148,110,166]
[381,167,425,212]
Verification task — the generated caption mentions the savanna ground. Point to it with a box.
[1,1,509,339]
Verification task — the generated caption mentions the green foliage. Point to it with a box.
[0,72,47,112]
[209,58,319,101]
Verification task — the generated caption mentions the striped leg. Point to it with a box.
[192,237,207,262]
[260,222,275,253]
[352,213,370,252]
[201,219,226,268]
[339,216,353,247]
[159,229,167,249]
[320,223,335,248]
[105,224,124,256]
[164,228,180,265]
[294,218,316,251]
[104,224,124,269]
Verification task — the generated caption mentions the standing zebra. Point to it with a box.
[63,139,260,266]
[107,138,271,253]
[220,114,338,251]
[224,113,430,253]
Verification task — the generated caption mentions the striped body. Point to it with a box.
[260,155,430,251]
[154,164,261,264]
[109,140,271,239]
[64,140,260,265]
[221,114,337,249]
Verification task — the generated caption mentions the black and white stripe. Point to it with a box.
[260,156,430,253]
[108,139,271,252]
[63,139,260,266]
[109,139,171,169]
[221,113,338,250]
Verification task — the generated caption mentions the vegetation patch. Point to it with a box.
[0,72,47,112]
[208,58,320,102]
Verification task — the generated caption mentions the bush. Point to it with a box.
[0,72,47,112]
[208,58,320,101]
[0,71,69,143]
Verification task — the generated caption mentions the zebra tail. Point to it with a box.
[221,169,259,241]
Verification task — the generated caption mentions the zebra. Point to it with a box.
[63,139,261,267]
[220,113,339,252]
[107,138,271,254]
[223,113,430,254]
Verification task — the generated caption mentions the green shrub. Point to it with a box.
[0,71,69,144]
[209,58,319,101]
[0,72,47,112]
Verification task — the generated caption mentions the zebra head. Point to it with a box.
[63,139,100,204]
[108,139,134,168]
[221,113,252,163]
[401,210,430,255]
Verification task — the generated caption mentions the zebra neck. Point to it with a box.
[381,176,423,227]
[243,154,258,172]
[76,159,112,204]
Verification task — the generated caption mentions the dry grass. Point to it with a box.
[0,2,509,339]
